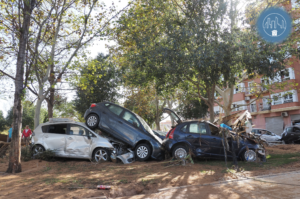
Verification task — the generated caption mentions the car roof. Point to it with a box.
[181,120,219,129]
[40,120,86,126]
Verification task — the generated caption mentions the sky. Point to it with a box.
[0,0,252,118]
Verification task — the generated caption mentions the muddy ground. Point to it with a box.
[1,144,300,199]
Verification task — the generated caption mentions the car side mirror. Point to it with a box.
[87,134,91,139]
[133,122,138,128]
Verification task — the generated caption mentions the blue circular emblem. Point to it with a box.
[256,7,292,43]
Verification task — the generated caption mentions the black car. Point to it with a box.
[281,125,300,144]
[84,102,163,161]
[162,108,265,162]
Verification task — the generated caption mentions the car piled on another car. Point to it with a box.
[84,102,163,164]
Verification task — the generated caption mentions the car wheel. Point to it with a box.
[86,114,99,129]
[32,145,45,156]
[172,145,188,159]
[242,149,256,162]
[135,143,151,161]
[93,148,110,162]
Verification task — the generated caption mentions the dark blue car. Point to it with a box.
[162,108,265,162]
[84,102,163,161]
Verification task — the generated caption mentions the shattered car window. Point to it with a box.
[108,104,123,116]
[189,123,207,134]
[47,124,67,134]
[208,124,219,136]
[122,111,140,127]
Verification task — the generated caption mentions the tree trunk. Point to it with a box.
[167,98,174,126]
[7,0,36,173]
[208,102,215,123]
[47,66,55,119]
[155,118,161,131]
[34,85,45,129]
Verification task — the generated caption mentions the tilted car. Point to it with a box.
[162,108,265,162]
[281,125,300,144]
[251,128,281,144]
[84,102,163,161]
[31,118,114,162]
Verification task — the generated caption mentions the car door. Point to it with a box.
[100,104,127,142]
[185,122,210,156]
[261,130,275,142]
[116,110,143,146]
[66,124,92,158]
[43,124,68,157]
[205,123,225,157]
[291,127,300,142]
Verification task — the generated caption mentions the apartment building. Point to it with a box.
[214,58,300,135]
[213,0,300,135]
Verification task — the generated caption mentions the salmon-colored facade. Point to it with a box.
[214,58,300,135]
[213,1,300,135]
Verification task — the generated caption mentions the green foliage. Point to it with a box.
[178,99,208,120]
[0,110,6,132]
[34,149,57,162]
[73,54,121,116]
[21,146,33,162]
[6,101,47,129]
[54,100,84,122]
[124,86,157,125]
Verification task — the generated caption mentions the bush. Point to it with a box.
[34,149,56,161]
[21,146,33,161]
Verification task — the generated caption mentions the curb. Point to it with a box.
[158,170,300,192]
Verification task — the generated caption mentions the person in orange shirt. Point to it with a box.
[22,125,32,146]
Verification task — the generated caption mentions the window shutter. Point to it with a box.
[241,83,245,92]
[289,68,295,79]
[292,90,298,102]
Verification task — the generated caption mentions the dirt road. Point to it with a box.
[118,171,300,199]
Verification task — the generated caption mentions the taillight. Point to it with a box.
[91,103,96,108]
[167,128,176,139]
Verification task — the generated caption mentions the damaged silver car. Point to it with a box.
[31,118,115,162]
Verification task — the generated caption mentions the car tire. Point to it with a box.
[32,145,45,156]
[242,149,257,162]
[135,143,151,161]
[86,114,99,129]
[172,145,188,159]
[93,148,110,162]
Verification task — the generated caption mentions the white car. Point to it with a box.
[31,118,114,162]
[251,128,282,144]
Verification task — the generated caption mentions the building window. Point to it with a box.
[261,78,270,91]
[233,83,245,94]
[262,97,271,110]
[283,93,293,103]
[272,68,295,83]
[271,90,298,105]
[250,102,257,112]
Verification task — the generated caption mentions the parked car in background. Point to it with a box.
[84,102,163,161]
[162,108,265,162]
[31,118,114,162]
[251,128,281,144]
[281,125,300,144]
[152,130,167,140]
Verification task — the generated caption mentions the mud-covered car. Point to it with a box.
[31,118,114,162]
[162,108,265,162]
[281,125,300,144]
[84,102,163,161]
